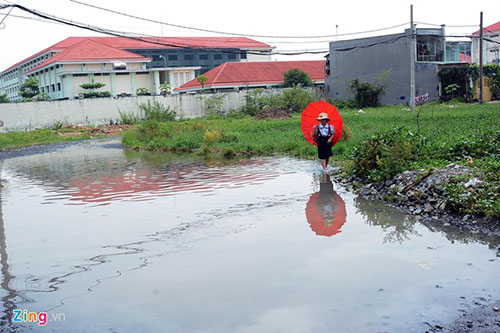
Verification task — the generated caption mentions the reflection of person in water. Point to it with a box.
[317,174,338,225]
[305,174,347,237]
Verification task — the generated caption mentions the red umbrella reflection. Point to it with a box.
[305,174,347,236]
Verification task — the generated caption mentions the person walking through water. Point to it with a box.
[312,113,335,171]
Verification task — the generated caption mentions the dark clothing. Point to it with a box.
[315,125,333,159]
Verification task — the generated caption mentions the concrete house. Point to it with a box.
[0,36,273,102]
[471,21,500,64]
[175,60,325,93]
[325,26,471,105]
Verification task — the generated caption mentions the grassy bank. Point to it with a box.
[122,102,499,218]
[123,102,499,160]
[0,125,131,152]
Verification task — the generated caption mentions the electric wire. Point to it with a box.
[68,0,410,39]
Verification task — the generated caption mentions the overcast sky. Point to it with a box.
[0,0,498,71]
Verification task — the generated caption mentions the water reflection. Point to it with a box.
[354,195,500,255]
[4,146,282,205]
[305,174,347,237]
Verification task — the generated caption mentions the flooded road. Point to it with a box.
[0,139,498,332]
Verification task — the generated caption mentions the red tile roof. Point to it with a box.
[176,60,325,91]
[1,37,273,74]
[471,21,500,36]
[27,39,150,73]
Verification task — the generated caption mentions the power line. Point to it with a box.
[415,21,478,28]
[68,0,410,39]
[0,4,331,56]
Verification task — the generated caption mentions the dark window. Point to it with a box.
[94,73,102,76]
[168,55,178,61]
[137,71,149,75]
[73,73,88,77]
[101,73,110,76]
[214,54,223,60]
[51,84,55,92]
[152,55,160,61]
[184,54,194,61]
[228,54,237,60]
[116,72,129,76]
[40,87,44,93]
[57,83,61,91]
[240,51,247,59]
[199,54,208,60]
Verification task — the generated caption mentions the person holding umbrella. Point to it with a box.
[300,100,343,172]
[312,112,335,171]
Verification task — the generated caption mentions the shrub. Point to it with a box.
[119,109,142,125]
[342,124,352,141]
[203,130,222,145]
[139,100,176,121]
[280,86,318,113]
[136,87,150,96]
[80,82,106,90]
[0,94,9,103]
[36,92,50,101]
[201,93,227,116]
[352,127,419,181]
[327,98,357,110]
[350,78,385,108]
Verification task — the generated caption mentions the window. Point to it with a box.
[82,64,87,71]
[137,71,149,75]
[152,55,160,61]
[116,72,129,76]
[103,63,107,70]
[73,73,88,77]
[51,84,55,92]
[228,54,237,60]
[57,83,61,91]
[168,55,178,61]
[214,54,222,60]
[240,51,247,60]
[184,54,194,61]
[199,54,208,60]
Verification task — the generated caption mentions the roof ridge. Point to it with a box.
[212,62,228,84]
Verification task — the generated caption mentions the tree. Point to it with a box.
[0,94,9,103]
[79,79,107,98]
[19,77,40,100]
[283,68,313,87]
[197,75,209,89]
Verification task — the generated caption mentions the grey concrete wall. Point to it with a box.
[326,32,440,105]
[0,91,255,132]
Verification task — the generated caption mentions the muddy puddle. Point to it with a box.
[0,139,498,332]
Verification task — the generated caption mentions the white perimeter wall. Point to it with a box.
[0,90,275,132]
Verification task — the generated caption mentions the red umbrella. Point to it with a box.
[301,100,343,146]
[305,190,347,237]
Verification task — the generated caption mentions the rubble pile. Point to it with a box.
[334,163,500,234]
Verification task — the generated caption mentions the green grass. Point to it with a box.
[0,128,93,151]
[123,102,500,160]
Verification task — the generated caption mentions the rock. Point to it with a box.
[415,208,422,215]
[424,203,434,213]
[464,177,483,188]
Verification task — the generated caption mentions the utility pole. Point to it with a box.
[479,11,483,104]
[410,5,416,111]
